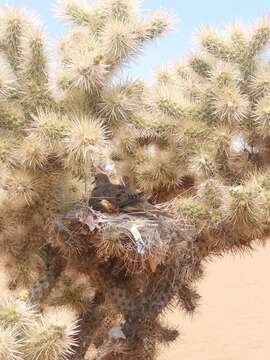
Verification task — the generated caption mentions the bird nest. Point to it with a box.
[49,204,197,275]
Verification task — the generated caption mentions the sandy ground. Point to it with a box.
[160,244,270,360]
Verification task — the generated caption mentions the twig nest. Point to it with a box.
[49,204,196,275]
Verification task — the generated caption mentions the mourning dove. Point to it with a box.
[88,173,144,212]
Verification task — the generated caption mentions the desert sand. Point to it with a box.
[160,244,270,360]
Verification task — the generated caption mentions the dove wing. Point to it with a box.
[113,185,144,208]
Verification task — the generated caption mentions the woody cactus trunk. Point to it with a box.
[0,0,270,359]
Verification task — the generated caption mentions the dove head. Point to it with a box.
[94,173,111,184]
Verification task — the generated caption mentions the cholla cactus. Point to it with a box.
[110,16,270,357]
[0,293,78,360]
[0,1,180,359]
[115,16,270,254]
[1,1,270,359]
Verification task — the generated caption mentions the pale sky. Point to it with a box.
[3,0,270,80]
